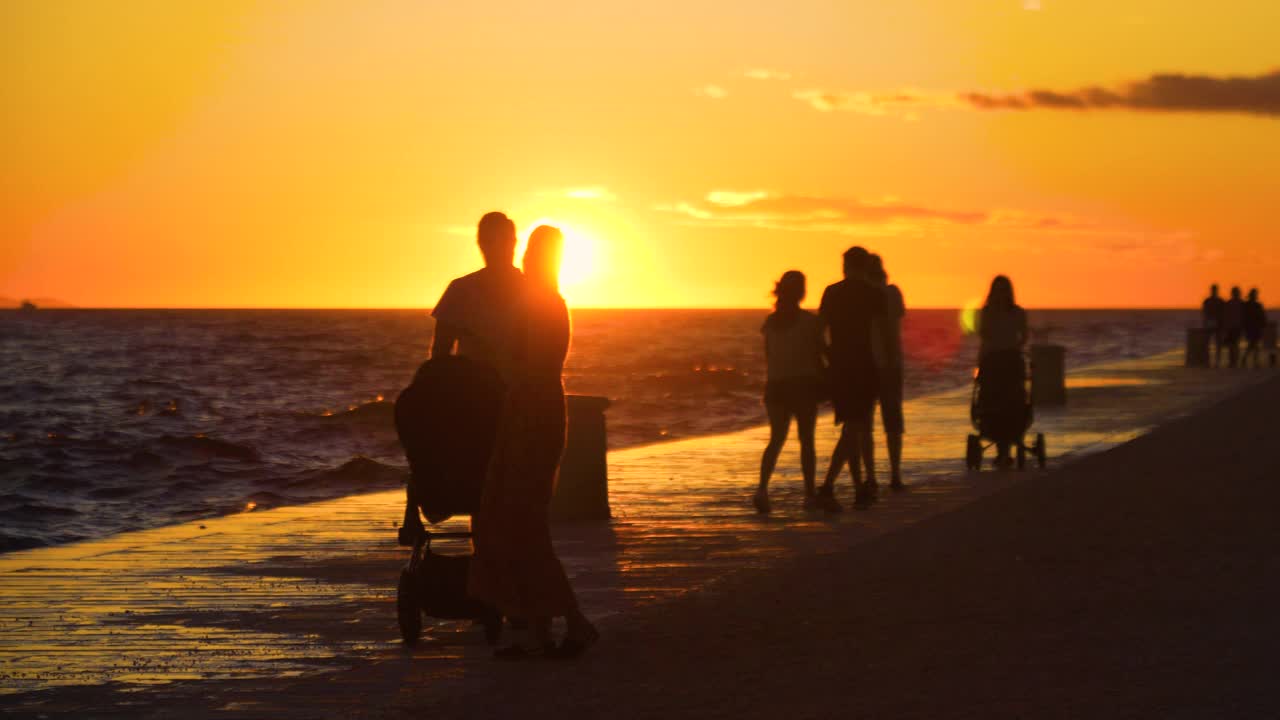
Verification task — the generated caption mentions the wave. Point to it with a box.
[155,435,260,462]
[285,455,407,493]
[316,399,396,427]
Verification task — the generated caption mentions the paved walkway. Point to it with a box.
[0,352,1272,715]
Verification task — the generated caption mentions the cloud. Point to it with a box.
[795,69,1280,119]
[962,69,1280,116]
[694,84,729,100]
[793,89,954,118]
[661,192,1205,261]
[659,191,990,234]
[744,68,792,81]
[563,187,616,201]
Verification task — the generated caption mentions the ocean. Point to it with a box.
[0,308,1194,552]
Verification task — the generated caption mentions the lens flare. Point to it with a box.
[960,298,982,335]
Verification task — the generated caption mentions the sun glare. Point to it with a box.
[521,220,601,295]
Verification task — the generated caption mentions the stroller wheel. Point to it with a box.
[965,434,981,471]
[397,567,422,646]
[1016,443,1027,470]
[1035,433,1047,469]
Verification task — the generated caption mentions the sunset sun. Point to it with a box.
[522,220,602,295]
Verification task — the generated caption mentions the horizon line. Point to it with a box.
[6,305,1200,312]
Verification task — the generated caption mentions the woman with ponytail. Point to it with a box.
[754,270,825,514]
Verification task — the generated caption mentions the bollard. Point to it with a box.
[552,395,611,522]
[1030,344,1066,406]
[1185,327,1211,368]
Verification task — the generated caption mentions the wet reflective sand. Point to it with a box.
[1,351,1273,713]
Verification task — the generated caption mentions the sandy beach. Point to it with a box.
[3,355,1278,718]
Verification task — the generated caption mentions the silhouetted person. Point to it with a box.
[868,255,906,490]
[1242,288,1267,368]
[1202,284,1225,368]
[817,246,887,512]
[469,225,598,659]
[754,271,824,514]
[978,275,1028,468]
[403,212,525,535]
[1223,286,1244,368]
[431,211,525,379]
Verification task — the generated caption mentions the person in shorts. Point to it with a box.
[869,255,906,490]
[753,271,825,514]
[816,247,887,511]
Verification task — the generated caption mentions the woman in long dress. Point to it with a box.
[468,225,598,658]
[976,275,1028,468]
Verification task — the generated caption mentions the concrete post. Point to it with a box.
[552,395,611,522]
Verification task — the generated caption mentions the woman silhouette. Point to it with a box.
[977,275,1028,468]
[754,271,824,513]
[468,225,598,658]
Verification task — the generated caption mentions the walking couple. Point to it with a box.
[754,246,905,515]
[430,211,597,658]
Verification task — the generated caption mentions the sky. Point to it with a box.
[3,0,1278,308]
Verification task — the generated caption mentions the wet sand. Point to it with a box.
[2,354,1277,717]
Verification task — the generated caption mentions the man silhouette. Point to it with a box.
[431,211,525,379]
[1202,284,1225,368]
[816,246,887,511]
[400,212,525,538]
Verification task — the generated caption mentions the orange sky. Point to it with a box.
[3,0,1278,308]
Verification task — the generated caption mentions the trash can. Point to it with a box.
[1030,344,1066,406]
[1185,327,1211,368]
[552,395,611,522]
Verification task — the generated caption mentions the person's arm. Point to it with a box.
[429,280,462,358]
[817,288,833,361]
[430,321,460,358]
[1017,308,1029,348]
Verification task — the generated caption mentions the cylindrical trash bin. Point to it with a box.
[552,395,611,522]
[1030,344,1066,406]
[1185,327,1211,368]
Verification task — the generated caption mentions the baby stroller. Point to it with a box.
[965,350,1046,471]
[394,355,505,646]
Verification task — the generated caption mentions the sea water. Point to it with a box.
[0,308,1193,550]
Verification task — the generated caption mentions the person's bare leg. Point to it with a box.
[796,405,818,499]
[860,428,876,487]
[757,402,790,512]
[852,426,875,506]
[818,427,849,512]
[887,432,904,488]
[823,427,850,491]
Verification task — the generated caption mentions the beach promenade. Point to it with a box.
[2,352,1276,717]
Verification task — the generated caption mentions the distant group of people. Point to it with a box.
[1201,284,1269,368]
[753,246,906,514]
[429,212,597,659]
[754,250,1032,512]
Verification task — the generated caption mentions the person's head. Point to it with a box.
[842,246,870,279]
[523,225,564,290]
[1231,285,1242,300]
[1210,283,1220,297]
[477,211,517,267]
[1249,288,1259,302]
[868,254,887,285]
[773,270,806,311]
[985,275,1015,310]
